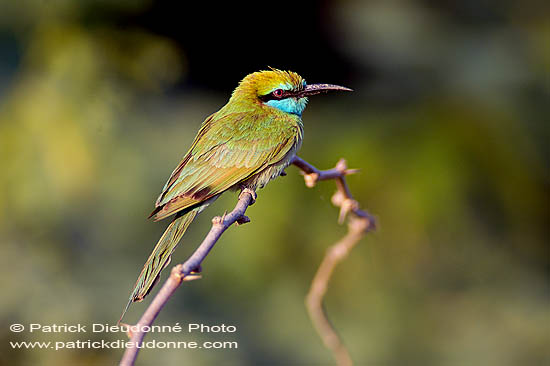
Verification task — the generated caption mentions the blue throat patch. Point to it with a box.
[266,98,308,116]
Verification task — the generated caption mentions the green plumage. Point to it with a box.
[150,108,302,221]
[120,68,350,322]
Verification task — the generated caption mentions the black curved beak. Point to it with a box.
[299,83,353,97]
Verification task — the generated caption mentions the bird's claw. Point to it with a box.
[239,188,257,204]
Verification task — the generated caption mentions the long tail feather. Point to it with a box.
[119,208,199,323]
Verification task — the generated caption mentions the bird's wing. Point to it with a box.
[150,110,301,221]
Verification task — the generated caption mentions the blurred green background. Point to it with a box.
[1,0,548,365]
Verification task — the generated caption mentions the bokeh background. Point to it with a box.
[1,0,549,365]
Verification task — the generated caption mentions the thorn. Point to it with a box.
[212,216,223,225]
[119,322,133,339]
[344,168,360,176]
[335,158,347,173]
[332,191,359,224]
[184,264,202,281]
[183,274,202,281]
[304,172,319,188]
[338,206,347,224]
[236,215,251,225]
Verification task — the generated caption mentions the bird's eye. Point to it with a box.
[272,89,284,98]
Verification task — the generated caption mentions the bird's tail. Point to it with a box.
[119,208,199,323]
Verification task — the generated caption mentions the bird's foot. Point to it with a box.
[239,188,257,205]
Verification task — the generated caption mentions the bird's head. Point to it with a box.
[231,68,352,116]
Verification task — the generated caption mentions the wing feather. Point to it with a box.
[150,110,301,221]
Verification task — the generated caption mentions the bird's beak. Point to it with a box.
[299,83,353,97]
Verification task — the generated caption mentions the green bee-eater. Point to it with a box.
[122,68,351,319]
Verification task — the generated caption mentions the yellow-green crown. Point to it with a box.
[233,68,306,99]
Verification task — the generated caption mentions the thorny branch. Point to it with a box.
[119,156,375,366]
[119,191,254,366]
[292,156,376,366]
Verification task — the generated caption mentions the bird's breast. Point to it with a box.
[241,134,301,191]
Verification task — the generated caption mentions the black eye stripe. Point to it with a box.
[259,89,293,102]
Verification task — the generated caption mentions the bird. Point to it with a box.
[120,68,351,321]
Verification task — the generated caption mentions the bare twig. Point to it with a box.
[292,156,376,366]
[120,157,374,366]
[119,191,254,366]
